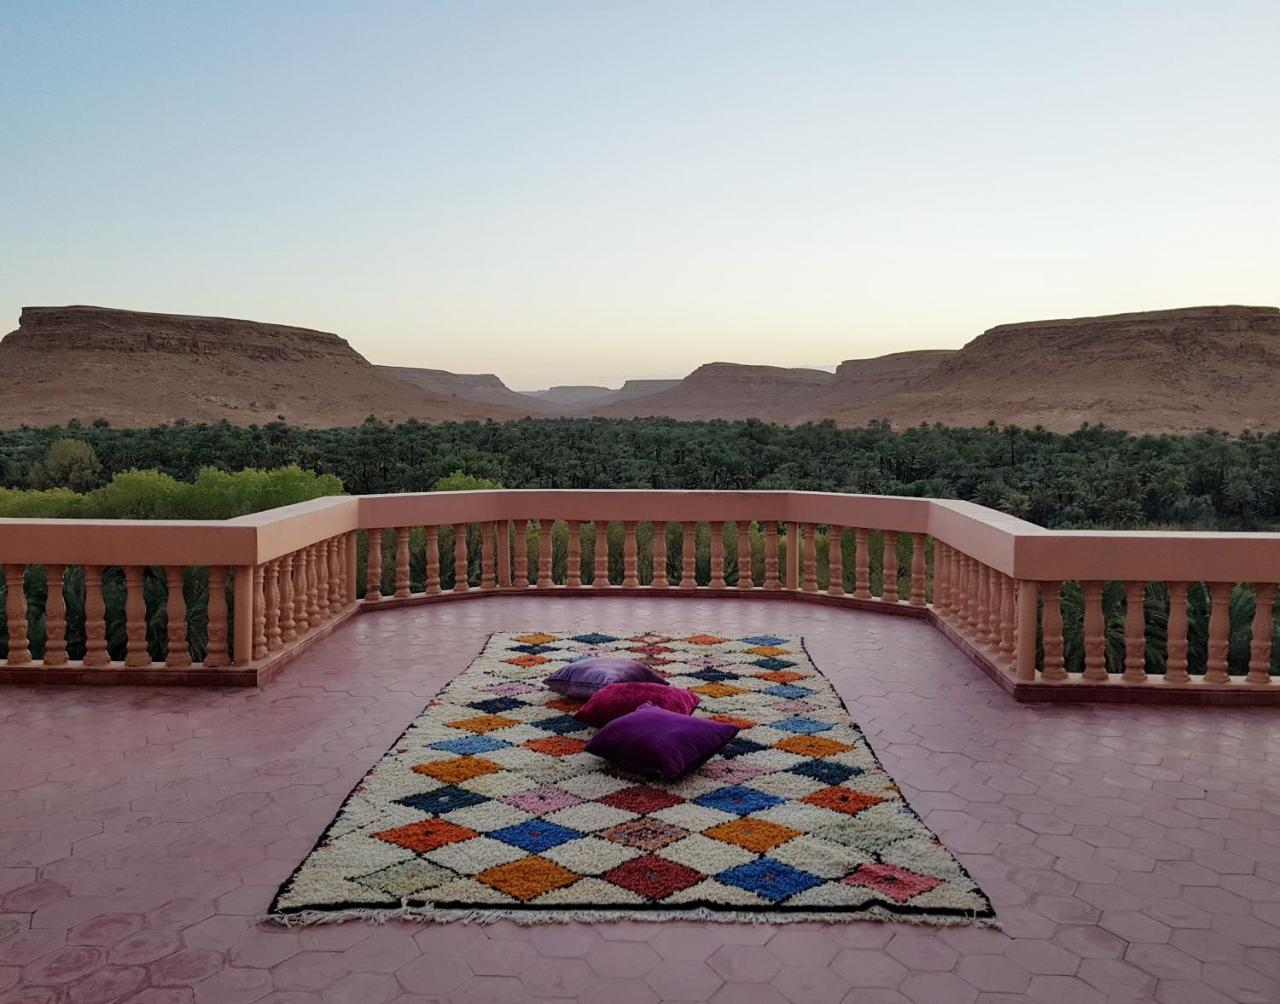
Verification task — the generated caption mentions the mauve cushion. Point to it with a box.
[544,657,667,698]
[576,682,700,727]
[584,703,740,780]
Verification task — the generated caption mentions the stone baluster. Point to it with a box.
[42,565,68,667]
[975,563,991,642]
[801,523,818,592]
[764,523,782,590]
[279,554,296,643]
[233,566,254,666]
[266,560,283,652]
[482,522,497,589]
[566,520,582,587]
[651,522,669,588]
[366,528,383,601]
[593,521,610,588]
[1122,581,1146,683]
[1082,581,1108,682]
[623,522,640,588]
[785,523,799,590]
[425,526,441,594]
[999,574,1015,659]
[737,520,754,589]
[708,522,725,589]
[312,543,328,623]
[453,523,469,592]
[934,543,949,610]
[1205,582,1232,684]
[827,525,843,597]
[292,553,309,635]
[123,566,150,668]
[1016,581,1038,681]
[910,534,927,606]
[395,527,411,598]
[252,564,268,661]
[537,520,554,588]
[1165,582,1190,683]
[4,565,30,665]
[989,567,1003,646]
[681,522,697,589]
[346,531,359,604]
[328,538,343,613]
[204,566,229,668]
[881,531,899,602]
[966,558,983,634]
[951,554,966,623]
[1247,583,1275,685]
[853,528,871,599]
[1041,581,1067,681]
[512,521,528,587]
[497,521,511,586]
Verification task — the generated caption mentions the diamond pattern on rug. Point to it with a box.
[270,631,995,925]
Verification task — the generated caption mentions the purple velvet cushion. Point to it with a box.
[584,703,740,780]
[544,657,667,699]
[576,682,700,727]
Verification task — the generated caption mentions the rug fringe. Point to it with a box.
[265,903,999,929]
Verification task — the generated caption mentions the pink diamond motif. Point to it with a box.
[501,786,582,814]
[845,863,943,903]
[486,682,540,696]
[700,761,771,783]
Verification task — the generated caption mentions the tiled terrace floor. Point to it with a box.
[3,596,1280,1004]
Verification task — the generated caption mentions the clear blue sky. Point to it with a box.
[3,1,1277,387]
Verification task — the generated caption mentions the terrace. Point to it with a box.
[2,491,1279,1002]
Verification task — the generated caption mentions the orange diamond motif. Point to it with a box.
[710,714,757,730]
[514,633,559,645]
[447,715,519,733]
[412,757,502,783]
[691,683,746,698]
[504,654,551,668]
[525,737,588,757]
[775,735,853,757]
[804,787,884,815]
[746,645,791,657]
[755,670,807,683]
[704,818,801,853]
[373,818,477,853]
[546,696,585,713]
[684,634,729,645]
[477,855,579,901]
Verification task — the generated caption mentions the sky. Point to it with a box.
[2,2,1278,388]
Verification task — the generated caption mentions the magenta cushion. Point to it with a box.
[544,657,667,699]
[584,703,740,780]
[576,682,700,727]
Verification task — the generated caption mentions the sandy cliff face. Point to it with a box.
[586,363,834,422]
[379,366,547,415]
[814,306,1280,433]
[0,306,515,428]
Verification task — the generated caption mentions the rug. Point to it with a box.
[269,631,994,925]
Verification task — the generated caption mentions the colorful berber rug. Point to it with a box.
[269,631,994,926]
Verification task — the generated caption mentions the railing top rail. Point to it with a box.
[1,489,1279,582]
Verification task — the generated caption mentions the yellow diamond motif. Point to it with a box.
[514,633,560,645]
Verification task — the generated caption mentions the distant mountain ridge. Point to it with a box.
[4,303,1278,432]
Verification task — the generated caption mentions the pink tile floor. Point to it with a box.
[3,596,1280,1004]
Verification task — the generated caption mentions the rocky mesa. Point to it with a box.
[585,363,835,422]
[0,305,521,428]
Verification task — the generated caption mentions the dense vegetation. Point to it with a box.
[2,416,1280,528]
[1,418,1277,676]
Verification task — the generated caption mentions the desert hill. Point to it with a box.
[804,305,1280,434]
[380,365,553,415]
[526,386,616,406]
[584,363,834,422]
[0,306,521,428]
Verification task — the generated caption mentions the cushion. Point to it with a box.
[544,657,667,699]
[585,703,740,780]
[576,682,700,727]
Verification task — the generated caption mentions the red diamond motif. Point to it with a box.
[599,786,685,814]
[845,863,943,903]
[604,855,703,900]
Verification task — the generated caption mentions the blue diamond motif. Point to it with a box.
[395,786,489,815]
[469,696,527,714]
[716,858,823,902]
[694,785,784,815]
[689,668,736,682]
[789,760,861,786]
[509,643,557,655]
[753,657,798,671]
[571,633,618,644]
[429,735,511,755]
[772,716,833,735]
[490,819,583,853]
[764,684,814,699]
[741,635,787,646]
[718,737,769,760]
[534,714,589,735]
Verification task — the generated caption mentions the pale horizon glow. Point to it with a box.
[2,2,1278,387]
